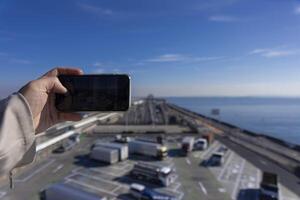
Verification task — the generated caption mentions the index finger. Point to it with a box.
[42,67,83,78]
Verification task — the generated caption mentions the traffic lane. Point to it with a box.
[218,136,300,197]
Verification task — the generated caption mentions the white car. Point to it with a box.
[130,183,145,199]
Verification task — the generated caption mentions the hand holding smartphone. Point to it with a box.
[55,74,131,112]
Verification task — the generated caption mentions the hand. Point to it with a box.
[19,67,83,133]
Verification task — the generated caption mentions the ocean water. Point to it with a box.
[166,97,300,145]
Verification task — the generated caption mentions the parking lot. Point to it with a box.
[192,141,300,200]
[62,155,184,200]
[1,134,300,200]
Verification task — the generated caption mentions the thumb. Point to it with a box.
[44,77,67,94]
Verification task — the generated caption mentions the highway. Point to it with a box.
[218,136,300,197]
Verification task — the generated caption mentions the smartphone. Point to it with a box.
[55,74,131,112]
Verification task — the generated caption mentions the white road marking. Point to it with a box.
[231,159,246,199]
[200,141,219,159]
[67,179,116,196]
[218,188,226,193]
[0,191,7,198]
[218,151,234,181]
[52,164,64,173]
[111,185,122,193]
[185,158,191,165]
[256,169,260,188]
[72,172,120,187]
[15,159,55,182]
[198,181,208,195]
[260,160,267,165]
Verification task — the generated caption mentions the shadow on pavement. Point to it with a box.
[73,154,110,168]
[237,188,260,200]
[117,193,133,200]
[167,148,186,158]
[114,174,163,189]
[128,155,158,162]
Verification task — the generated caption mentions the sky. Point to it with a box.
[1,0,300,97]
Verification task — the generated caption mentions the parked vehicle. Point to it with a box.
[194,138,208,150]
[114,135,132,143]
[210,152,224,166]
[130,162,176,186]
[52,140,76,153]
[91,142,128,161]
[90,146,119,164]
[128,140,168,160]
[260,172,279,200]
[40,182,107,200]
[69,133,80,143]
[181,137,194,154]
[130,183,178,200]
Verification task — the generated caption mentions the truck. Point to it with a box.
[91,142,128,161]
[40,182,107,200]
[202,132,214,146]
[90,146,119,164]
[128,140,168,160]
[260,172,279,200]
[194,138,208,150]
[181,137,195,154]
[130,162,176,186]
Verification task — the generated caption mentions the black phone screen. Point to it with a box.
[55,74,130,112]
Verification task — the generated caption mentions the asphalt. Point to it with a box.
[218,136,300,197]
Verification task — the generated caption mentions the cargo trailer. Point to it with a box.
[90,146,119,164]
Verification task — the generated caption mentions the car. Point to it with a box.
[210,152,224,166]
[52,140,76,153]
[130,183,178,200]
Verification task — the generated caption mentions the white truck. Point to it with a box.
[130,162,176,186]
[90,147,119,164]
[91,142,128,161]
[128,140,168,160]
[40,183,107,200]
[181,137,195,154]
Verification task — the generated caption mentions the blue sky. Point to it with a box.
[1,0,300,97]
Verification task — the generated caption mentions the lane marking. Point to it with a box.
[260,160,267,165]
[15,159,55,182]
[218,188,226,193]
[231,159,246,199]
[198,181,208,195]
[0,191,7,198]
[52,164,64,173]
[200,141,220,159]
[67,179,116,196]
[256,169,260,188]
[218,151,234,181]
[185,158,191,165]
[71,172,120,187]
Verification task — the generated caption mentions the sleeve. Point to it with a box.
[0,93,36,175]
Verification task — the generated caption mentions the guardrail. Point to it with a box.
[36,113,118,152]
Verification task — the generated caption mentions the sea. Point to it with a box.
[166,97,300,145]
